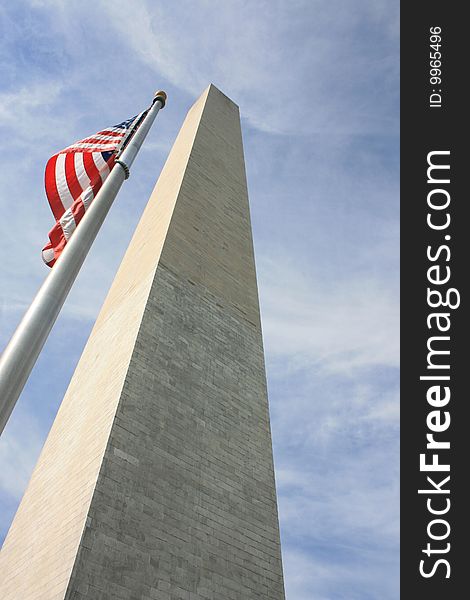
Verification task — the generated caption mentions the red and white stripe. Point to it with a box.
[41,123,133,267]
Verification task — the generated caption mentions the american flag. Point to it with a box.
[42,112,147,267]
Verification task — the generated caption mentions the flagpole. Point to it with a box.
[0,91,167,436]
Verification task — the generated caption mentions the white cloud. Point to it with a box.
[272,374,399,599]
[282,544,399,600]
[258,258,399,598]
[99,0,399,135]
[0,82,67,144]
[259,257,399,376]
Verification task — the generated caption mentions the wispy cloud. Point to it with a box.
[0,83,62,129]
[282,544,399,600]
[100,0,399,135]
[258,257,399,598]
[260,257,399,376]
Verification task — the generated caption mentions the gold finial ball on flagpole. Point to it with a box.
[154,90,167,108]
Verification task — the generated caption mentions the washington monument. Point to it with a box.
[0,85,286,599]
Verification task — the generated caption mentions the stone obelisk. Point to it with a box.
[0,85,285,599]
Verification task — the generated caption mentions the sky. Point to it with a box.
[0,1,399,598]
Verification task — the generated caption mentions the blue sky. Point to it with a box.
[0,1,399,598]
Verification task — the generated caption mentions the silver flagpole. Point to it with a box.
[0,90,167,435]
